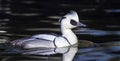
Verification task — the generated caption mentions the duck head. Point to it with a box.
[59,11,86,29]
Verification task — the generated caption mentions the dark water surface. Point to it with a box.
[1,0,120,61]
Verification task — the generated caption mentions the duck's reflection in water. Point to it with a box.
[1,45,78,61]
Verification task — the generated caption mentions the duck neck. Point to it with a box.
[61,26,78,45]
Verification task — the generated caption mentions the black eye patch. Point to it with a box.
[59,17,66,23]
[70,19,77,26]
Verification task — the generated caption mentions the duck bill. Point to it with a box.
[77,22,86,27]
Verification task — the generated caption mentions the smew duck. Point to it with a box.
[11,11,86,49]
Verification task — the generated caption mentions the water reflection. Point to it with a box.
[74,42,120,61]
[0,36,9,43]
[0,45,78,61]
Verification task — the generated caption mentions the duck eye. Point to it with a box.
[70,19,77,26]
[59,17,66,23]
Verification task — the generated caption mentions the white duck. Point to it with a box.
[11,11,86,49]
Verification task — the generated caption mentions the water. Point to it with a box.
[1,0,120,61]
[0,31,120,61]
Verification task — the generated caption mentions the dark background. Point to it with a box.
[0,0,120,43]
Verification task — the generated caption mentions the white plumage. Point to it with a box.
[11,11,86,49]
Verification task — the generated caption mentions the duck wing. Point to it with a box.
[32,34,57,41]
[22,38,55,49]
[11,37,35,47]
[11,34,57,49]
